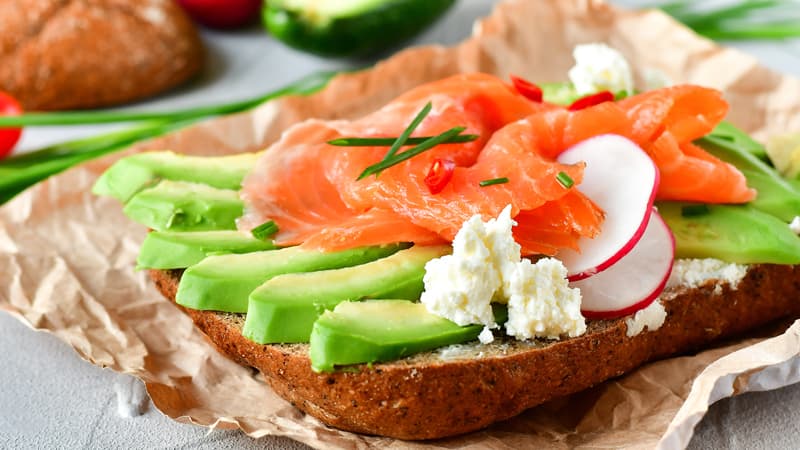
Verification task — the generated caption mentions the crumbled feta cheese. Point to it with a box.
[505,258,585,340]
[421,205,586,341]
[790,216,800,234]
[643,68,672,90]
[482,206,521,300]
[625,300,667,337]
[478,327,495,344]
[420,215,501,328]
[568,43,634,96]
[667,258,748,290]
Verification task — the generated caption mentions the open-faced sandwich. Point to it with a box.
[93,44,800,440]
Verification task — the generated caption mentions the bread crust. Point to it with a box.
[0,0,203,110]
[150,265,800,440]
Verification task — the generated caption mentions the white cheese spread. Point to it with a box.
[421,205,586,341]
[568,43,634,96]
[667,258,748,290]
[625,300,667,337]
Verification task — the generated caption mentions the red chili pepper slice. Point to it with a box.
[0,91,22,159]
[424,158,456,194]
[510,75,544,103]
[568,90,615,111]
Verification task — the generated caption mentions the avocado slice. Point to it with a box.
[658,202,800,264]
[123,180,243,232]
[92,151,260,203]
[176,244,405,313]
[310,300,481,372]
[701,121,769,162]
[243,245,451,344]
[263,0,455,57]
[697,135,800,222]
[136,230,276,270]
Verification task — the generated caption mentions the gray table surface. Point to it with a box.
[3,1,800,449]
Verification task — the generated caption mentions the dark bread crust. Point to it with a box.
[150,265,800,440]
[0,0,203,110]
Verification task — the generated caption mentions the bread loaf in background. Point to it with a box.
[0,0,204,110]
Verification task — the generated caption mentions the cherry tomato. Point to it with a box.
[0,91,22,159]
[176,0,263,29]
[424,158,456,194]
[510,75,543,103]
[568,90,615,111]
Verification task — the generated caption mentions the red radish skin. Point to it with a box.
[575,210,675,319]
[556,134,660,281]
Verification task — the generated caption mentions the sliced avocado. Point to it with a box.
[310,300,482,372]
[123,180,243,231]
[697,136,800,222]
[176,244,405,313]
[540,82,630,105]
[136,230,276,270]
[658,202,800,264]
[92,151,260,203]
[263,0,455,57]
[702,121,769,162]
[243,245,450,344]
[541,82,581,106]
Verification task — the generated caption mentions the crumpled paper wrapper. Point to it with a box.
[2,0,800,448]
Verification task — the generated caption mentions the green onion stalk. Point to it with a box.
[0,71,337,205]
[659,0,800,40]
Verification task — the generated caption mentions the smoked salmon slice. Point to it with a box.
[617,85,755,203]
[240,74,753,256]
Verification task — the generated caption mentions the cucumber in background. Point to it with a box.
[263,0,456,58]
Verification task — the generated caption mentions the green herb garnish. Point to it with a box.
[251,220,279,240]
[479,177,509,187]
[327,134,478,147]
[0,71,337,206]
[382,102,432,161]
[356,126,468,180]
[661,0,800,40]
[681,204,711,217]
[556,171,574,188]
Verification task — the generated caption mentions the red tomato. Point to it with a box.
[510,75,543,103]
[0,91,22,159]
[176,0,263,29]
[568,90,615,111]
[424,158,456,194]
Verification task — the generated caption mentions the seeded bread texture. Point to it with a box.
[0,0,203,110]
[149,265,800,440]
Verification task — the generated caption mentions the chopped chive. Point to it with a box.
[479,177,509,187]
[251,220,279,240]
[356,126,467,180]
[382,102,432,162]
[681,204,711,217]
[327,134,478,146]
[556,171,574,188]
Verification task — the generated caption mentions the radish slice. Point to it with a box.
[556,134,659,281]
[574,210,675,319]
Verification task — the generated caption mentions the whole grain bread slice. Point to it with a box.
[149,264,800,440]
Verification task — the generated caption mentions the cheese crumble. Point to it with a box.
[568,43,634,96]
[625,300,667,337]
[421,206,586,341]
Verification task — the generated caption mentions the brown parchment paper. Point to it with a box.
[3,0,800,448]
